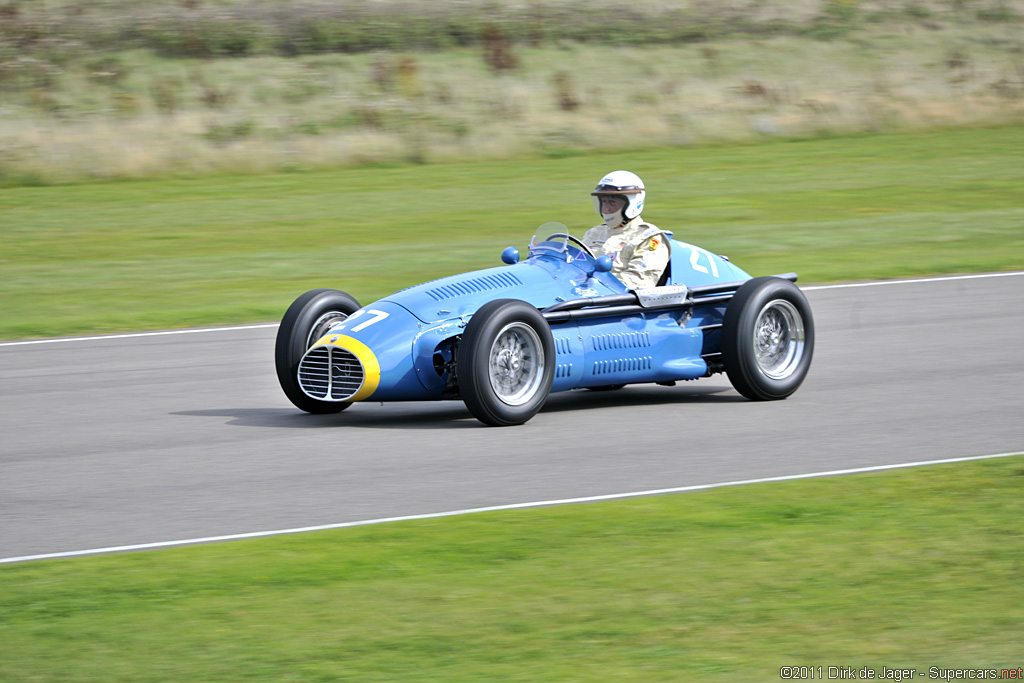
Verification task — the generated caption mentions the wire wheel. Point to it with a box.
[487,322,545,406]
[275,289,361,414]
[458,299,555,426]
[752,299,806,380]
[722,277,815,401]
[306,310,350,350]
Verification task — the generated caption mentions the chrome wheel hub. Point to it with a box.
[488,323,544,406]
[306,311,349,349]
[753,299,805,380]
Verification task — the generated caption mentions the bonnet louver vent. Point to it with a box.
[425,273,524,301]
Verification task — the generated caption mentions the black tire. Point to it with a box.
[722,277,814,401]
[275,288,361,414]
[458,299,556,426]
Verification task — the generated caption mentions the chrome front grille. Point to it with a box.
[298,346,364,401]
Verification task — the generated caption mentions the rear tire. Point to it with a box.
[458,299,555,426]
[275,289,361,414]
[722,277,814,401]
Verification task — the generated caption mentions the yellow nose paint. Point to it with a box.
[310,333,381,401]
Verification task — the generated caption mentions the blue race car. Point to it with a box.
[275,223,814,426]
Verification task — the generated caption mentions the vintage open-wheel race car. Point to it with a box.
[275,223,814,426]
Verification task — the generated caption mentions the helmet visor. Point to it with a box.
[591,183,642,195]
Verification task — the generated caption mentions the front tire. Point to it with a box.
[722,277,814,401]
[458,299,555,426]
[275,289,361,414]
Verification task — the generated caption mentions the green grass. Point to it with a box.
[2,455,1022,681]
[2,126,1023,341]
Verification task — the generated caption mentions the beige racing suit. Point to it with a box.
[583,217,671,290]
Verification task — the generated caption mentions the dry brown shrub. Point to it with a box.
[736,80,786,104]
[482,24,517,72]
[552,71,580,111]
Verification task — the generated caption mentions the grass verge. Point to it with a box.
[2,126,1023,340]
[2,455,1022,681]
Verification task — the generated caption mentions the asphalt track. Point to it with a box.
[2,272,1023,563]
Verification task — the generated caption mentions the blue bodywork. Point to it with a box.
[312,235,751,403]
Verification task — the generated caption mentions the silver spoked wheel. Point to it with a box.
[459,299,555,426]
[488,322,545,406]
[753,299,805,380]
[305,311,349,349]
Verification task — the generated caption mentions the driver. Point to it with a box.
[583,170,671,290]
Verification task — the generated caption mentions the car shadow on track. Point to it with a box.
[171,406,480,430]
[541,383,741,414]
[172,384,741,430]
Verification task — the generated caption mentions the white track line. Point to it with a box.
[2,271,1022,348]
[0,323,279,347]
[2,450,1020,564]
[801,270,1024,291]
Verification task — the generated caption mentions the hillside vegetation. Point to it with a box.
[1,0,1022,184]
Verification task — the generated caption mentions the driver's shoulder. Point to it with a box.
[628,222,670,244]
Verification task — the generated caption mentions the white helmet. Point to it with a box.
[591,170,645,228]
